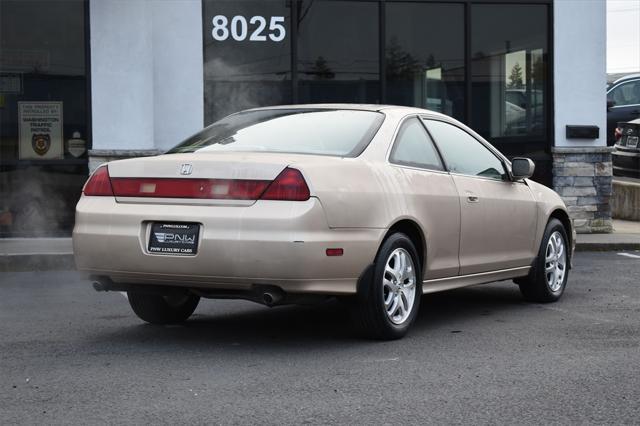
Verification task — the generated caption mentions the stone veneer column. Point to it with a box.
[552,147,614,234]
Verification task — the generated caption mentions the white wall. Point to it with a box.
[90,0,203,151]
[553,0,607,147]
[151,0,204,151]
[90,0,154,150]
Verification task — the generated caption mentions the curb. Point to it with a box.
[0,254,75,272]
[575,243,640,252]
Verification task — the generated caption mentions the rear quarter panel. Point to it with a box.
[294,158,461,279]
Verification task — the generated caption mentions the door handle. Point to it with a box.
[467,195,479,203]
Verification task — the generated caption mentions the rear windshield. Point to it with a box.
[168,109,384,157]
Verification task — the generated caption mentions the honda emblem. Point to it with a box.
[180,164,193,175]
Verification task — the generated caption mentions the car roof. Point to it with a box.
[244,103,449,118]
[611,73,640,85]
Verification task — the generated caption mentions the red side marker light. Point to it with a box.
[326,248,344,257]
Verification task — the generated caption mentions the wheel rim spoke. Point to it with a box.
[383,287,394,307]
[387,295,400,317]
[385,265,398,282]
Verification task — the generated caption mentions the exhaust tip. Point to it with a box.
[90,275,114,292]
[261,289,284,306]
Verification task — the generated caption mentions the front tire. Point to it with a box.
[353,233,422,340]
[518,218,569,303]
[128,291,200,324]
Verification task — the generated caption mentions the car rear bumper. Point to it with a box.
[613,150,640,179]
[73,197,384,295]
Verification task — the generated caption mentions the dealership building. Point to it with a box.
[0,0,610,238]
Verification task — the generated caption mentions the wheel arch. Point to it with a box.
[379,219,426,271]
[549,208,573,266]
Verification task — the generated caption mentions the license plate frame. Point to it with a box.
[148,222,200,256]
[626,135,639,148]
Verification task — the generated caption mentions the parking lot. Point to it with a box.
[1,251,639,424]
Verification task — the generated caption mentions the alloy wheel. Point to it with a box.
[545,231,566,292]
[382,248,417,325]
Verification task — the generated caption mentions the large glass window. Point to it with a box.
[0,0,89,237]
[297,0,379,104]
[390,118,443,170]
[203,0,292,123]
[424,119,506,181]
[201,1,552,185]
[385,2,465,121]
[471,4,548,140]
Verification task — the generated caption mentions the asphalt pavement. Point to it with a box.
[1,252,639,425]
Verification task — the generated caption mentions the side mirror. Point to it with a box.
[511,157,535,180]
[607,99,615,110]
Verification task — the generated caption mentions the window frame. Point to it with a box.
[607,79,640,109]
[421,116,512,183]
[388,115,446,172]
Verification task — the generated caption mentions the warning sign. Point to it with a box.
[18,102,63,160]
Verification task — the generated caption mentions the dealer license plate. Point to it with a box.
[148,223,199,255]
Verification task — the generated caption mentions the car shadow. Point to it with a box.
[86,283,530,350]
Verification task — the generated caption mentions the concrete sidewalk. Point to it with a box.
[1,220,639,271]
[0,238,74,272]
[575,219,640,251]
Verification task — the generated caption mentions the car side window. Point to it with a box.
[609,80,640,107]
[390,118,444,171]
[424,119,506,181]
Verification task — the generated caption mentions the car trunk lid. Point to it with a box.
[106,152,299,205]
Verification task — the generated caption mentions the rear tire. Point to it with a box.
[127,291,200,324]
[518,218,569,303]
[352,233,422,340]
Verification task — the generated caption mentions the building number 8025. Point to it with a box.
[211,15,286,42]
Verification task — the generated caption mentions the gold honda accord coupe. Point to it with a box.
[74,105,575,339]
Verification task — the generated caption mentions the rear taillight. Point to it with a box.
[111,178,270,200]
[83,166,114,196]
[615,127,623,143]
[105,167,310,201]
[260,168,310,201]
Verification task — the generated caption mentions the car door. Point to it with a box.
[423,118,538,275]
[607,79,640,145]
[388,117,460,280]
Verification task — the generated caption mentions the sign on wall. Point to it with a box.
[0,73,22,94]
[18,101,64,160]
